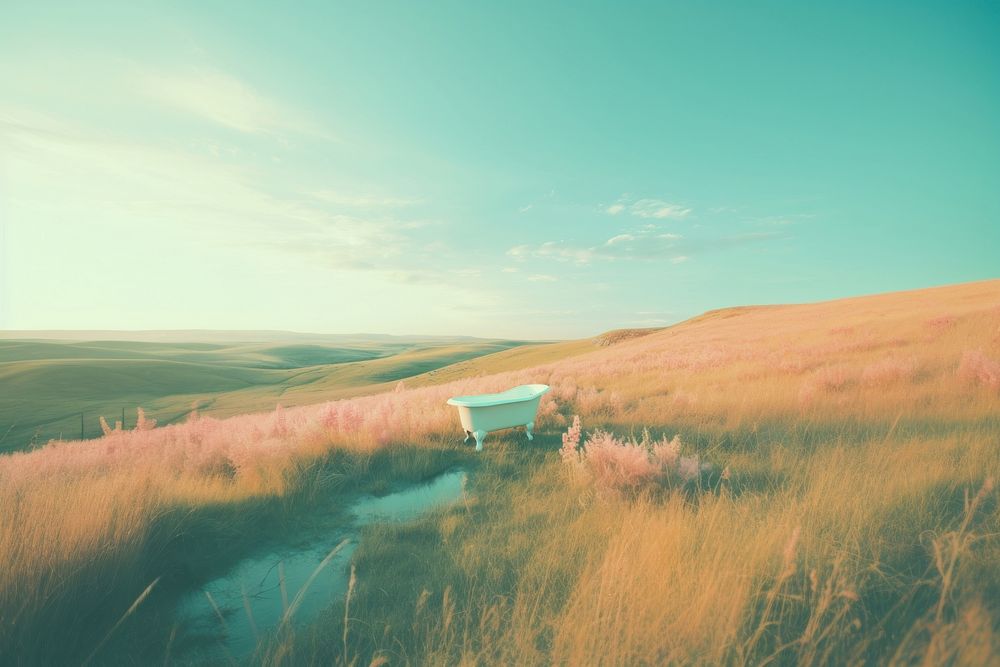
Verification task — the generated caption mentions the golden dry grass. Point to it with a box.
[1,279,998,664]
[278,280,1000,666]
[303,424,997,666]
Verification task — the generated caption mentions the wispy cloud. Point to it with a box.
[509,227,683,264]
[508,242,596,264]
[605,195,691,219]
[527,274,558,282]
[138,68,332,138]
[0,105,442,286]
[309,190,422,209]
[630,198,692,219]
[508,226,782,265]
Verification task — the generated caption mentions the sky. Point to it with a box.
[1,1,998,339]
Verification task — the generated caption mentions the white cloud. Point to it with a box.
[507,245,530,260]
[508,241,595,264]
[138,68,332,138]
[605,195,692,220]
[605,233,635,246]
[508,228,681,264]
[596,231,683,260]
[508,226,782,265]
[629,198,692,219]
[527,274,558,282]
[0,106,436,284]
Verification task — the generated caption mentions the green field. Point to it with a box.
[0,333,549,451]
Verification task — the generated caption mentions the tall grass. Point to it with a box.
[269,281,1000,666]
[1,279,998,664]
[281,426,997,666]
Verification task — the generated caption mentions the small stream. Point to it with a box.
[173,468,469,663]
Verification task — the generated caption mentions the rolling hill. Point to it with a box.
[2,279,999,665]
[0,335,539,450]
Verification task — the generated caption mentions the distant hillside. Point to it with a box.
[593,327,664,346]
[0,330,519,345]
[3,279,997,666]
[0,336,536,451]
[4,279,998,452]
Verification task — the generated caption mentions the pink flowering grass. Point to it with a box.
[560,415,582,463]
[560,417,709,494]
[3,279,1000,664]
[0,370,567,662]
[957,349,1000,390]
[860,357,918,387]
[812,365,854,391]
[926,314,957,330]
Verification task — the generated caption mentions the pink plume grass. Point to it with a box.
[560,417,711,494]
[957,349,1000,390]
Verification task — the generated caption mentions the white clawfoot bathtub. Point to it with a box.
[446,384,550,451]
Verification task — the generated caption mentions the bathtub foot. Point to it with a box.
[464,430,471,443]
[473,430,486,452]
[525,422,535,440]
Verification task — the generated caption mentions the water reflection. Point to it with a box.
[174,469,468,662]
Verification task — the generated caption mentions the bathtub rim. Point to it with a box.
[446,383,550,408]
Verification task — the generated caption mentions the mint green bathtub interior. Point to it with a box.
[447,384,550,451]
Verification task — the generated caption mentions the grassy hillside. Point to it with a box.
[0,337,536,451]
[1,280,998,665]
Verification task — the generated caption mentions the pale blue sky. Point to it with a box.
[1,1,998,338]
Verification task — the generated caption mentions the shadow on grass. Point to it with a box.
[6,442,474,666]
[517,420,793,502]
[675,414,1000,458]
[260,441,560,665]
[240,427,1000,666]
[736,476,998,666]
